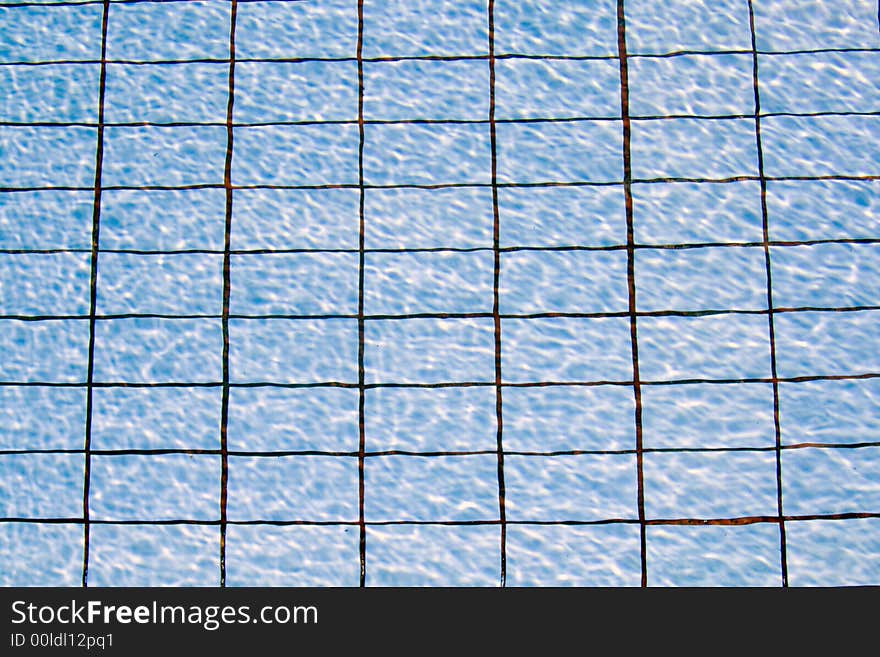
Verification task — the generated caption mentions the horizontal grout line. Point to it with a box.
[2,442,878,457]
[2,305,879,322]
[1,372,879,388]
[0,512,877,526]
[3,238,880,256]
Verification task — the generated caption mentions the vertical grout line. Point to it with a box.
[357,0,367,588]
[488,0,507,587]
[81,0,110,589]
[220,0,238,588]
[616,0,647,587]
[747,0,788,588]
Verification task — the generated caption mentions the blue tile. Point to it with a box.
[88,524,218,587]
[364,386,496,452]
[106,0,231,62]
[778,379,880,446]
[227,387,359,453]
[231,253,359,315]
[643,451,779,518]
[505,454,638,521]
[364,318,495,384]
[753,0,880,51]
[229,318,357,384]
[0,126,96,187]
[786,518,880,586]
[0,523,82,586]
[233,188,360,250]
[507,524,642,586]
[364,454,499,521]
[0,319,89,383]
[0,191,93,250]
[0,64,99,122]
[625,0,752,53]
[89,454,220,521]
[771,243,880,308]
[226,525,359,587]
[227,455,359,521]
[366,525,499,586]
[783,446,880,515]
[96,253,223,315]
[93,318,222,383]
[0,453,83,518]
[364,60,488,121]
[0,4,103,63]
[766,180,880,242]
[502,317,633,383]
[0,252,91,315]
[362,0,487,57]
[494,0,618,56]
[0,386,86,450]
[104,63,229,123]
[235,61,358,123]
[364,251,494,315]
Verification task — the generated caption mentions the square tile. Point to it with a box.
[362,0,487,58]
[233,124,359,186]
[236,0,357,60]
[106,0,231,62]
[782,446,880,516]
[102,126,226,187]
[0,252,91,315]
[0,386,85,450]
[502,385,635,452]
[364,318,495,384]
[628,54,754,116]
[774,310,879,378]
[643,450,779,518]
[229,318,357,384]
[104,63,229,123]
[638,315,772,381]
[632,181,763,245]
[100,189,227,251]
[0,453,83,518]
[89,454,220,521]
[88,524,218,587]
[364,454,499,521]
[494,0,618,56]
[0,64,99,122]
[364,187,494,249]
[363,123,491,186]
[502,317,633,383]
[778,379,880,446]
[753,0,880,51]
[0,126,96,187]
[0,191,93,250]
[630,118,758,180]
[96,253,222,315]
[766,180,880,242]
[226,525,360,587]
[772,243,880,308]
[364,386,496,452]
[93,318,222,383]
[759,52,880,115]
[227,387,359,453]
[91,387,220,451]
[364,60,488,121]
[0,523,82,586]
[233,188,360,251]
[230,253,359,315]
[235,61,358,123]
[498,186,626,248]
[635,246,768,311]
[495,59,620,120]
[0,319,89,383]
[761,115,880,177]
[365,525,499,586]
[500,250,629,314]
[641,383,776,449]
[505,454,638,521]
[0,4,103,63]
[625,0,752,54]
[364,251,494,315]
[646,524,781,586]
[786,518,880,586]
[496,120,623,184]
[227,455,359,521]
[507,524,642,586]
